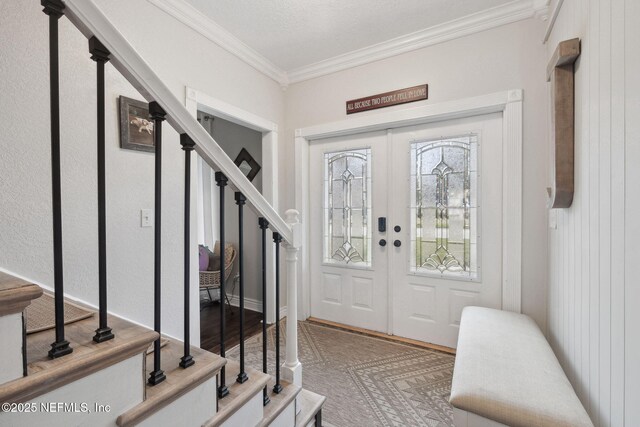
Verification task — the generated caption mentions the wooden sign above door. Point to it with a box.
[346,84,428,114]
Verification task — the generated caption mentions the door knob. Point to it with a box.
[394,240,401,247]
[394,225,401,232]
[379,239,387,247]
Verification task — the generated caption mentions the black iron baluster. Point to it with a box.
[148,101,166,386]
[272,232,283,394]
[22,313,27,376]
[42,0,72,359]
[215,172,229,398]
[179,134,195,369]
[235,192,248,383]
[259,217,270,406]
[90,37,114,344]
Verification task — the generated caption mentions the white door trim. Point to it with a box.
[185,86,281,324]
[295,90,523,320]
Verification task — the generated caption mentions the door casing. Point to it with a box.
[295,90,524,325]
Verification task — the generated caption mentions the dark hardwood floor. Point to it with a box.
[200,300,263,354]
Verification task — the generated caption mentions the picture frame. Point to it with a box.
[234,148,261,182]
[119,96,155,153]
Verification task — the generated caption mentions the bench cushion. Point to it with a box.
[450,307,593,427]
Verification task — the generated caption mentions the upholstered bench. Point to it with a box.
[450,307,593,427]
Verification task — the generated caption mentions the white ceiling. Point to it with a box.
[183,0,514,72]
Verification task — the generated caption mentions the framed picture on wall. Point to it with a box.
[234,148,261,182]
[119,96,155,153]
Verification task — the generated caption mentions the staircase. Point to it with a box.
[0,0,324,425]
[0,275,322,426]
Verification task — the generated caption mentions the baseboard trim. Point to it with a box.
[307,317,456,355]
[224,294,288,320]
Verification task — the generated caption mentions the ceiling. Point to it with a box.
[183,0,514,72]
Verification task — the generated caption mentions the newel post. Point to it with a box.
[282,209,302,393]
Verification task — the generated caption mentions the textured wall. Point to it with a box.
[545,0,640,425]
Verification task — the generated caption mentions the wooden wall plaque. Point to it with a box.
[346,85,428,114]
[547,38,580,208]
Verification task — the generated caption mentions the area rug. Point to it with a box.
[226,320,455,427]
[25,293,94,334]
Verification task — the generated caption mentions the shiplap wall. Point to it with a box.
[546,0,639,426]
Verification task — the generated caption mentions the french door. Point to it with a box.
[309,113,503,348]
[309,130,389,332]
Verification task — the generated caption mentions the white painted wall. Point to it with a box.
[282,18,550,329]
[545,0,639,425]
[0,0,284,343]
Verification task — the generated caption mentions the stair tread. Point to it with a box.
[0,309,158,404]
[116,337,226,427]
[0,272,43,316]
[203,360,270,427]
[259,379,301,427]
[295,389,326,427]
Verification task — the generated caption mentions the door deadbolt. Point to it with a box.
[378,217,387,232]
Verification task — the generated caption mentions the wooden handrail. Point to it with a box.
[61,0,293,244]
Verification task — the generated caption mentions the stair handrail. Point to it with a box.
[62,0,293,244]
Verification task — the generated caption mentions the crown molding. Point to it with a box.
[147,0,289,87]
[148,0,548,87]
[288,0,549,83]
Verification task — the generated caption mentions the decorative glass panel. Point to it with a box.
[324,149,372,265]
[410,135,478,279]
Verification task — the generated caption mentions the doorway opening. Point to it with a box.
[196,112,264,352]
[185,87,280,350]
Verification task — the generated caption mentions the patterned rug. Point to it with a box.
[226,321,455,427]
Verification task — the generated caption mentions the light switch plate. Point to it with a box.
[141,209,153,227]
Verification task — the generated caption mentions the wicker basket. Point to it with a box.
[199,242,236,291]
